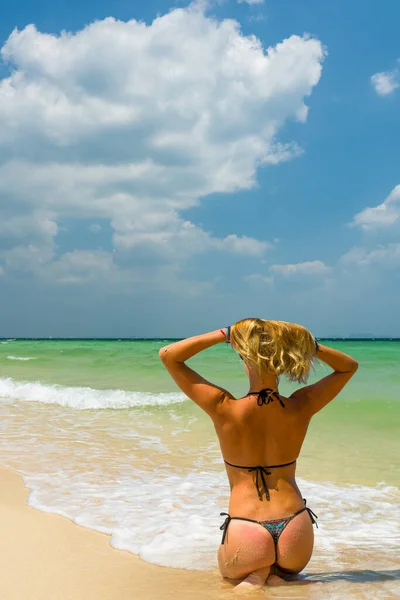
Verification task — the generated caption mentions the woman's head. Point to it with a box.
[230,318,315,384]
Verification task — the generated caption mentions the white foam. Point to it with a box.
[0,377,186,409]
[19,466,400,571]
[24,468,227,569]
[0,376,398,574]
[6,355,37,361]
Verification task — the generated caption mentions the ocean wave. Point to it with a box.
[6,355,37,361]
[0,385,398,574]
[21,469,400,571]
[0,377,186,409]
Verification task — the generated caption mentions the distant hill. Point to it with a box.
[348,333,379,338]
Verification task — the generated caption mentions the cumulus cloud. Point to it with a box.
[2,243,54,274]
[46,250,117,284]
[218,234,270,255]
[371,68,399,96]
[340,243,400,269]
[0,5,325,284]
[269,260,330,276]
[351,185,400,231]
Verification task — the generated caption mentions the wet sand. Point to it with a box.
[0,466,224,600]
[1,465,399,600]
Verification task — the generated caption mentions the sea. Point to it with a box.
[0,339,399,597]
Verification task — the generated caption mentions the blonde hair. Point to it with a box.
[230,318,316,384]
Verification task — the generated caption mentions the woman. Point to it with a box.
[159,319,358,589]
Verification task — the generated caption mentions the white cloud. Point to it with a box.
[238,0,264,5]
[113,216,269,258]
[2,244,55,274]
[371,68,399,96]
[247,14,267,24]
[89,224,102,233]
[0,6,325,282]
[269,260,330,276]
[261,142,304,164]
[351,185,400,231]
[47,250,117,284]
[340,243,400,269]
[0,210,57,243]
[218,234,270,256]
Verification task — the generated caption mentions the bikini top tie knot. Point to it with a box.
[224,461,297,501]
[248,388,286,408]
[247,466,272,501]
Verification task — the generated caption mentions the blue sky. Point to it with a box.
[0,0,399,337]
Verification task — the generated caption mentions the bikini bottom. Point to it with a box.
[219,499,318,551]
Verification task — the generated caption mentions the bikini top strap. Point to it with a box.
[224,460,296,470]
[224,460,297,501]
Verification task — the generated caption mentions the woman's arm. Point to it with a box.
[316,343,359,373]
[292,343,359,416]
[160,329,227,363]
[159,330,232,417]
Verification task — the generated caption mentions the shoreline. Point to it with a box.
[0,466,224,600]
[1,465,399,599]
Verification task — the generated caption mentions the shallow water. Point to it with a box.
[0,339,399,598]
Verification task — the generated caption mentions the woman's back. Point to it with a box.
[217,393,309,467]
[215,391,310,519]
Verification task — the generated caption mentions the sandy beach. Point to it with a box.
[0,466,224,600]
[1,466,399,600]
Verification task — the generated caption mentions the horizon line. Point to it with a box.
[1,337,400,342]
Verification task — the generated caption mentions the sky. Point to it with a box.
[0,0,399,338]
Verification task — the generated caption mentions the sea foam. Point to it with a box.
[21,468,400,571]
[6,355,37,361]
[0,377,186,409]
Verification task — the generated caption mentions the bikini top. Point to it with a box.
[223,388,297,501]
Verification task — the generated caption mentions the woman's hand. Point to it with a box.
[292,344,359,416]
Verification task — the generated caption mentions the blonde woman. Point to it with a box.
[159,319,358,589]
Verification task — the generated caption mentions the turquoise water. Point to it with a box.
[0,338,399,582]
[1,338,399,396]
[1,338,399,434]
[1,338,399,483]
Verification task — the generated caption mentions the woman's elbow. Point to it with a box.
[159,346,176,364]
[341,359,359,375]
[350,359,359,373]
[159,347,168,362]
